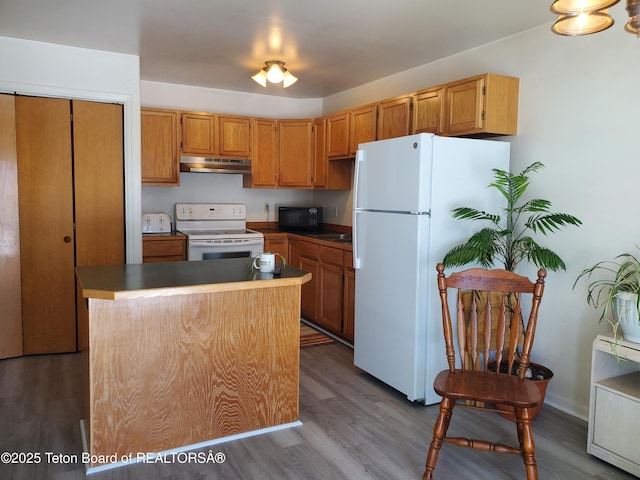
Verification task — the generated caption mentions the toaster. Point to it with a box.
[142,212,171,233]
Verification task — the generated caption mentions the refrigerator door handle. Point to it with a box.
[353,149,364,210]
[353,210,361,269]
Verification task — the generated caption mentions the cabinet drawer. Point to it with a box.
[320,246,343,266]
[298,241,319,260]
[593,385,640,463]
[143,237,186,259]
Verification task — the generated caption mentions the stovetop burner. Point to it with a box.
[174,203,264,241]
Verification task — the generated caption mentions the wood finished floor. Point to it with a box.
[0,344,635,480]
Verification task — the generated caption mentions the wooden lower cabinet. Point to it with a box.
[143,235,187,262]
[319,246,344,333]
[264,235,289,263]
[289,236,355,343]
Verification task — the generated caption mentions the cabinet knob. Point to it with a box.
[64,236,72,243]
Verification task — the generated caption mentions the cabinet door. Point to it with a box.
[343,262,355,344]
[16,96,77,355]
[0,94,23,359]
[141,108,179,185]
[218,115,251,158]
[445,78,485,134]
[264,237,289,263]
[73,100,125,268]
[290,239,320,321]
[349,103,377,155]
[326,111,350,159]
[248,118,278,187]
[319,262,344,333]
[300,256,320,321]
[181,112,217,155]
[312,117,327,189]
[278,119,312,188]
[413,88,444,134]
[319,246,344,334]
[377,94,413,140]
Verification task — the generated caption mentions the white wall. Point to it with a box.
[0,36,143,263]
[322,24,640,419]
[140,80,323,223]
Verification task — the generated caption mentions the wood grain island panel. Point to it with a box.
[76,258,311,469]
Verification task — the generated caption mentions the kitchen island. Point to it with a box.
[75,258,311,472]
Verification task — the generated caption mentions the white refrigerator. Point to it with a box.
[352,133,510,404]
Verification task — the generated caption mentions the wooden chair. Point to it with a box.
[423,263,547,480]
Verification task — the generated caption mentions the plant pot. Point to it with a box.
[614,292,640,343]
[489,361,553,422]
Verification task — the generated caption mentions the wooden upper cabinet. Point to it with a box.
[248,117,278,188]
[278,119,313,188]
[312,117,327,188]
[141,108,180,186]
[413,87,444,135]
[326,111,350,159]
[444,73,519,137]
[349,103,377,155]
[180,112,217,155]
[218,115,251,158]
[377,94,413,141]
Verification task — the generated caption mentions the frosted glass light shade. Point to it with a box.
[552,10,615,35]
[251,70,267,87]
[252,60,297,88]
[551,0,619,14]
[266,63,285,83]
[282,70,298,88]
[626,0,640,36]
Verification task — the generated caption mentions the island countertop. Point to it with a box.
[76,256,310,471]
[76,257,311,300]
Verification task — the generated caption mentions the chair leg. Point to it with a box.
[423,397,454,480]
[515,407,538,480]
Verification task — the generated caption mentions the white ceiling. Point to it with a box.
[0,0,556,98]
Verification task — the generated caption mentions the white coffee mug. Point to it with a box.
[253,252,276,273]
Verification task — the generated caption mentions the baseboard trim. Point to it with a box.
[80,419,303,474]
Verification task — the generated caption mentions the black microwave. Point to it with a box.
[278,206,323,231]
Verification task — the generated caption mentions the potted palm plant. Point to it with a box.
[442,161,582,419]
[573,250,640,356]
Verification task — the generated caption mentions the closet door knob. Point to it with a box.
[64,236,72,243]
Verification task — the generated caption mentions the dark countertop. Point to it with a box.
[76,257,311,300]
[252,226,352,246]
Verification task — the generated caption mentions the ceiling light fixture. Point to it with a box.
[551,0,640,36]
[252,60,298,88]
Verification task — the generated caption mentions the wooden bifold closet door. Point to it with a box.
[15,96,124,356]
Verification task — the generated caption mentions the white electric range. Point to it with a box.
[175,203,264,261]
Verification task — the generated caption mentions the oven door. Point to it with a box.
[187,237,264,261]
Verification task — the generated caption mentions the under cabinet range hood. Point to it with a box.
[180,156,252,174]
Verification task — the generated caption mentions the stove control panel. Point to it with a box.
[175,203,247,221]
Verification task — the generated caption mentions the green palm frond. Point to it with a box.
[442,162,581,273]
[451,207,501,226]
[517,238,568,271]
[525,213,583,235]
[442,228,503,268]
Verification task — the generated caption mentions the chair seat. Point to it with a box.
[433,369,541,408]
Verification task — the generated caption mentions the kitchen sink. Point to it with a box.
[298,232,352,244]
